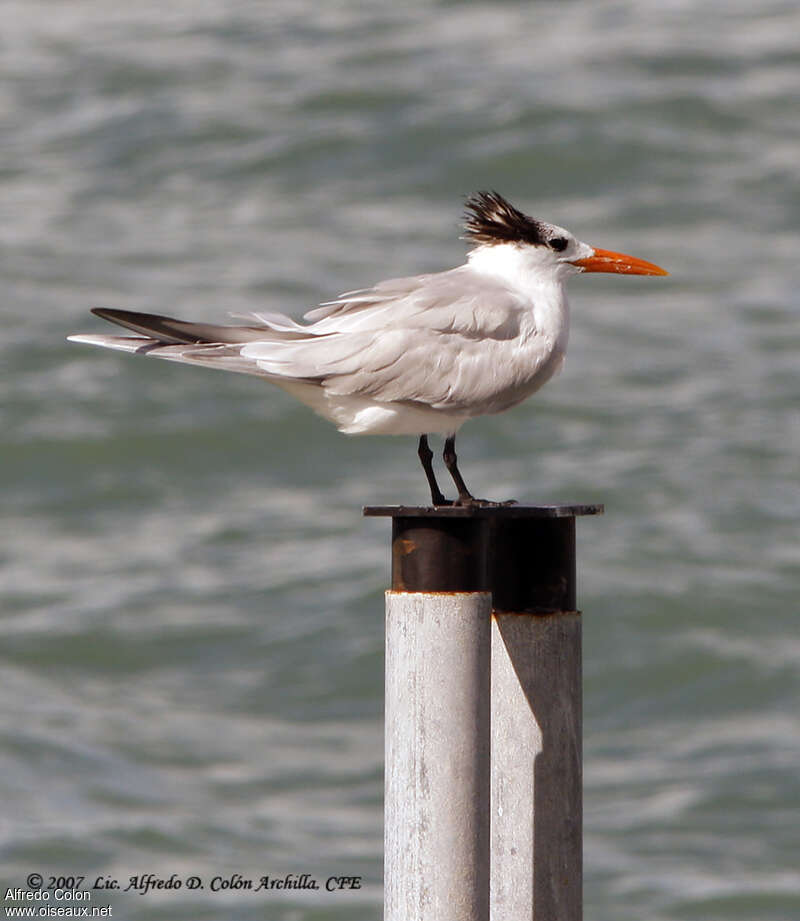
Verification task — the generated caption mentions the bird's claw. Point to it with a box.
[453,497,518,508]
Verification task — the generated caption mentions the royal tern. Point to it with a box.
[69,191,667,505]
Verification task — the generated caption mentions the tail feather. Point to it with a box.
[66,333,156,354]
[69,308,317,381]
[66,332,276,378]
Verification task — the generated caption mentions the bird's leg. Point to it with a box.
[418,435,450,506]
[442,435,477,505]
[442,435,518,507]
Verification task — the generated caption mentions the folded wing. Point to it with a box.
[69,267,532,412]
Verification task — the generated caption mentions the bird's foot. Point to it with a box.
[453,496,518,508]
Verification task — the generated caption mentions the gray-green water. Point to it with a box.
[3,2,799,919]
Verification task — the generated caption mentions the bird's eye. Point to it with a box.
[549,237,568,252]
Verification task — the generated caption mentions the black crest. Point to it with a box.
[462,190,548,246]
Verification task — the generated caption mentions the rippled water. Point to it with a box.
[3,2,799,919]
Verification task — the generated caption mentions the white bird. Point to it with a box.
[69,191,667,505]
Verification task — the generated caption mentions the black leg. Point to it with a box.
[443,434,476,505]
[418,435,449,506]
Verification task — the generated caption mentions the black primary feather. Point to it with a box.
[462,190,548,247]
[90,308,274,344]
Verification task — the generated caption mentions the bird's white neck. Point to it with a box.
[467,241,571,288]
[467,243,571,344]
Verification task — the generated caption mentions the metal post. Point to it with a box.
[371,510,492,921]
[489,515,584,921]
[365,504,602,921]
[385,591,491,921]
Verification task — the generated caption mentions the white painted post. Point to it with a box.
[488,512,585,921]
[490,611,582,921]
[384,591,492,921]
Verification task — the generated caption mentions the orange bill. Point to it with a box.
[572,248,668,276]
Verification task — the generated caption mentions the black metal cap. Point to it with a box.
[364,504,603,613]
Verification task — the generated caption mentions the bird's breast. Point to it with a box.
[448,283,570,417]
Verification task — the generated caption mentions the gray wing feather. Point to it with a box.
[242,268,531,410]
[73,266,535,410]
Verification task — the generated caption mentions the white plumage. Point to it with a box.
[69,192,667,504]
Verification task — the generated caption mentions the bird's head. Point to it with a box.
[463,191,668,280]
